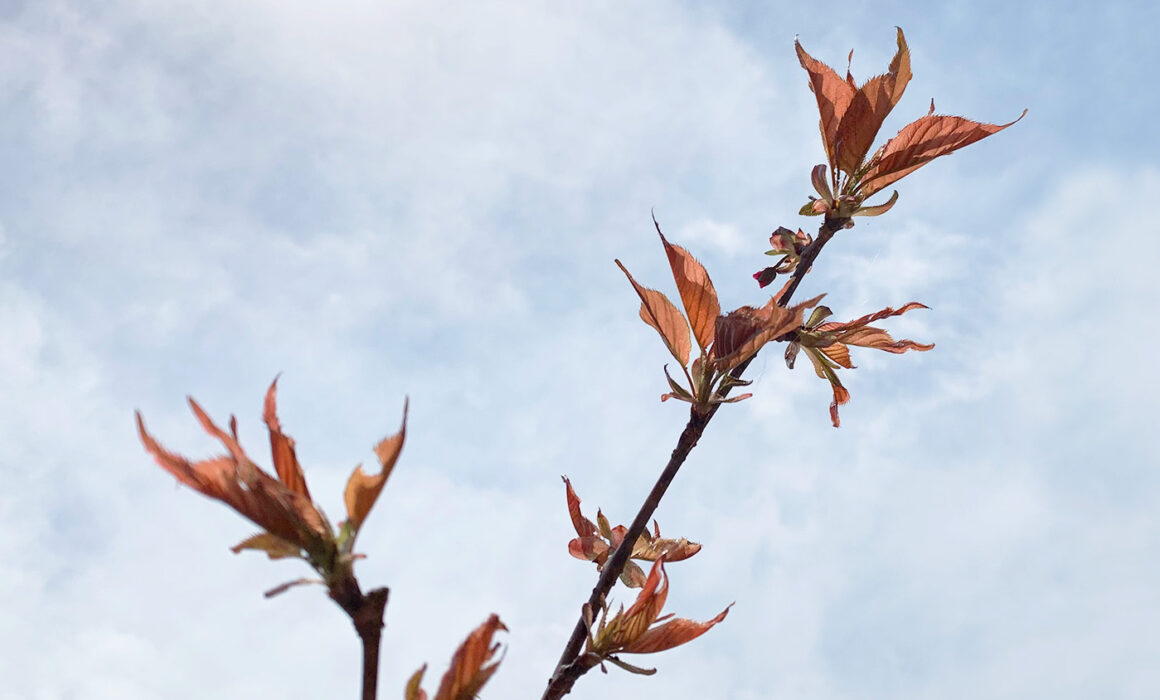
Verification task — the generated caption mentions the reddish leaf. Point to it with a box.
[608,523,627,550]
[562,476,597,538]
[832,27,912,175]
[588,560,730,659]
[616,559,670,646]
[859,109,1027,197]
[657,229,720,354]
[818,341,854,369]
[796,38,855,174]
[631,534,701,563]
[799,302,932,428]
[138,405,329,549]
[811,163,835,204]
[344,399,408,531]
[825,302,935,354]
[616,260,692,366]
[568,536,611,564]
[622,604,732,654]
[711,293,826,373]
[431,614,507,700]
[835,301,928,327]
[839,327,935,354]
[830,383,851,428]
[263,377,311,499]
[796,28,911,175]
[753,266,779,288]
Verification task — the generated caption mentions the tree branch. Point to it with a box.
[540,215,849,699]
[330,579,391,700]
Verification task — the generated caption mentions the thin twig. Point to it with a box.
[540,215,849,700]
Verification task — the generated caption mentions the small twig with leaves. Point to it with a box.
[541,26,1022,699]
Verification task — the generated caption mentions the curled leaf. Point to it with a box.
[263,377,311,498]
[800,199,826,216]
[811,164,835,205]
[622,604,732,654]
[620,560,648,588]
[563,476,597,538]
[230,532,303,560]
[587,560,730,661]
[853,190,899,217]
[616,260,692,366]
[344,399,409,533]
[569,536,611,565]
[796,302,933,427]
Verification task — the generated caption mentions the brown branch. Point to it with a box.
[330,578,391,700]
[540,215,849,699]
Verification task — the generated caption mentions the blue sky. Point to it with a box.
[2,2,1158,699]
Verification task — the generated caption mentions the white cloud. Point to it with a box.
[1,2,1157,699]
[676,218,747,257]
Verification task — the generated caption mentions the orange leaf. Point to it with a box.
[344,399,408,531]
[608,523,627,550]
[832,27,912,174]
[621,603,732,654]
[137,412,231,500]
[562,476,597,538]
[657,228,720,354]
[431,614,507,700]
[803,347,850,428]
[839,327,934,354]
[818,341,854,369]
[616,260,691,366]
[834,301,928,328]
[859,109,1027,197]
[138,406,329,548]
[830,383,851,428]
[620,559,669,628]
[263,377,311,499]
[631,535,701,563]
[827,302,935,354]
[796,37,856,174]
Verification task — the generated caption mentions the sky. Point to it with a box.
[2,1,1158,698]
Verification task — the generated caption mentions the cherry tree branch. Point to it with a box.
[540,216,850,699]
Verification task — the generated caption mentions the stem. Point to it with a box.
[542,411,709,700]
[541,216,848,699]
[779,217,843,307]
[330,578,390,700]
